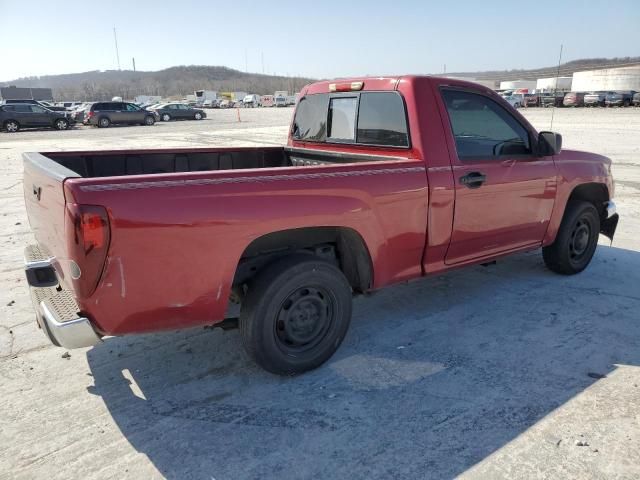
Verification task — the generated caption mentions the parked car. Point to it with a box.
[1,103,73,132]
[633,92,640,107]
[540,92,565,107]
[274,95,287,107]
[563,92,586,107]
[523,93,541,107]
[83,101,157,127]
[202,99,220,108]
[219,99,232,108]
[71,104,91,123]
[22,75,618,375]
[605,91,637,107]
[243,95,260,108]
[502,94,522,108]
[584,91,610,107]
[3,99,68,112]
[154,103,206,121]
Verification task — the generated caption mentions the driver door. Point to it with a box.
[439,87,557,265]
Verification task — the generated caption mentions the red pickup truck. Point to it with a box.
[23,76,618,375]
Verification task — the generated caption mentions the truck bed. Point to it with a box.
[43,146,401,178]
[23,145,426,336]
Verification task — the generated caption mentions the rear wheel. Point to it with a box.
[3,120,19,132]
[543,201,600,275]
[54,118,69,130]
[97,117,110,128]
[239,255,353,375]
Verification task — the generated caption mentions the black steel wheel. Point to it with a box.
[543,201,600,275]
[240,255,352,375]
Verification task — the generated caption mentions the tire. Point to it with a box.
[161,113,171,122]
[194,112,203,120]
[144,115,155,126]
[97,117,110,128]
[543,201,600,275]
[623,99,631,107]
[239,255,353,375]
[54,118,69,130]
[3,120,19,132]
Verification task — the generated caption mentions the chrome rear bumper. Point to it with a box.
[25,245,101,349]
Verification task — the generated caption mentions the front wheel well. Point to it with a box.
[233,227,373,294]
[567,183,609,220]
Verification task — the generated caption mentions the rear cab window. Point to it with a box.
[293,91,409,148]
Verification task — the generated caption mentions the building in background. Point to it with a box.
[499,80,537,91]
[0,86,53,101]
[571,65,640,92]
[536,76,572,92]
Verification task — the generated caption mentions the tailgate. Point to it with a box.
[23,152,80,291]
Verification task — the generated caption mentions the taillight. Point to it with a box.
[65,204,110,298]
[87,111,94,118]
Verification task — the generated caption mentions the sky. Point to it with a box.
[0,0,638,81]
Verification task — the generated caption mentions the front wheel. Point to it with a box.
[543,201,600,275]
[161,113,171,122]
[54,118,69,130]
[194,112,203,120]
[144,115,155,126]
[239,255,353,375]
[3,120,20,132]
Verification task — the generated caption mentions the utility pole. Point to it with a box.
[113,27,121,70]
[132,57,136,72]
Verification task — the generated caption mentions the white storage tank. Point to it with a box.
[536,77,572,91]
[572,66,640,92]
[499,80,537,91]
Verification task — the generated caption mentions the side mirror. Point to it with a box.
[537,131,562,156]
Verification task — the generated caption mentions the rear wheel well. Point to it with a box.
[567,183,609,220]
[233,227,373,295]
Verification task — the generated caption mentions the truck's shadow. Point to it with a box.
[86,245,640,479]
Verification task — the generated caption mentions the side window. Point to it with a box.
[30,105,46,113]
[441,89,532,160]
[328,97,357,141]
[357,92,408,147]
[15,105,32,113]
[126,103,140,111]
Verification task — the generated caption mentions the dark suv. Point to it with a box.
[0,103,72,132]
[84,102,156,127]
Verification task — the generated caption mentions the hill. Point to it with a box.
[0,66,315,101]
[445,57,640,83]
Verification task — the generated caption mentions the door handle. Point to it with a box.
[459,172,486,189]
